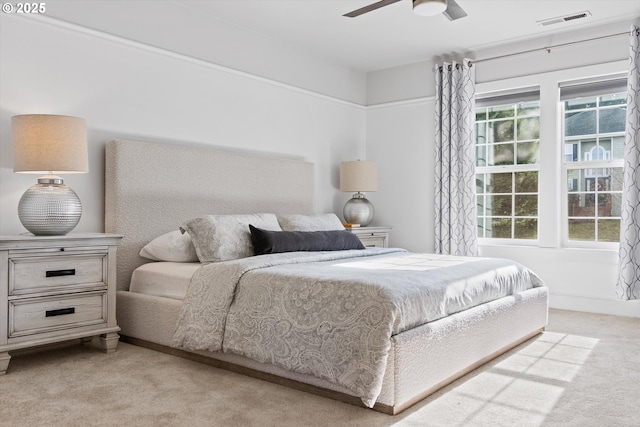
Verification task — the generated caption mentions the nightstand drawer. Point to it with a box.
[347,226,391,248]
[9,291,107,338]
[10,254,106,295]
[358,235,387,248]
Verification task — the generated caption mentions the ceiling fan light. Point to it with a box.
[413,0,447,16]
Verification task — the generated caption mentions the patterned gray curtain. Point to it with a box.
[434,59,477,256]
[618,25,640,300]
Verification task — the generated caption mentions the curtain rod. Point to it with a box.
[470,28,636,66]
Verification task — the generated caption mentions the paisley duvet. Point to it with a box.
[171,248,544,407]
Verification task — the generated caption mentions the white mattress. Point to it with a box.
[129,262,200,300]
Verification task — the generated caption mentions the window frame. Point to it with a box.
[559,82,626,249]
[474,60,628,250]
[475,93,541,245]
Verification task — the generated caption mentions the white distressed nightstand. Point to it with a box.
[0,233,122,374]
[347,226,392,248]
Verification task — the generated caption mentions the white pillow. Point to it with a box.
[139,230,199,262]
[277,213,345,232]
[180,213,282,263]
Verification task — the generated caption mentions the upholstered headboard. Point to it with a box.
[105,139,314,291]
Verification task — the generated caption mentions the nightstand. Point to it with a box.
[348,226,392,248]
[0,233,122,374]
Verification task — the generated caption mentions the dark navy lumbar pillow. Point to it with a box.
[249,225,365,255]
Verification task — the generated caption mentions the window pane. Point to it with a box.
[567,169,581,192]
[477,220,485,238]
[610,193,622,216]
[515,171,538,193]
[488,173,512,193]
[610,168,624,191]
[489,218,512,238]
[597,193,622,217]
[474,95,539,241]
[515,195,537,217]
[599,107,626,133]
[569,219,595,241]
[598,219,620,242]
[486,195,512,216]
[565,111,596,136]
[477,195,485,215]
[488,105,513,120]
[515,218,537,239]
[488,143,514,166]
[565,97,597,111]
[476,174,485,193]
[476,122,487,145]
[517,102,540,116]
[568,193,596,217]
[599,93,626,107]
[517,117,540,140]
[476,146,486,166]
[565,143,578,162]
[611,136,625,160]
[582,141,600,157]
[516,141,539,164]
[489,120,514,143]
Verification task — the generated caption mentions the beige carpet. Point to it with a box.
[1,309,638,427]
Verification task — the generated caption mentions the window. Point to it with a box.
[475,65,628,249]
[561,79,626,244]
[475,90,540,240]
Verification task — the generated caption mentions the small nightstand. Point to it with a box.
[0,233,122,374]
[347,226,392,248]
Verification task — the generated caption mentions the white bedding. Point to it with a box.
[171,249,545,407]
[129,262,200,300]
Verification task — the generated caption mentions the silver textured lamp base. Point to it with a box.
[343,192,374,227]
[18,177,82,236]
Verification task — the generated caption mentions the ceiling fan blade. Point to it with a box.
[343,0,403,18]
[443,0,467,21]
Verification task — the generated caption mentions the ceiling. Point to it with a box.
[44,0,640,73]
[174,0,640,72]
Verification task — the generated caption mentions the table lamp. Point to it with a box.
[340,160,378,227]
[12,114,88,235]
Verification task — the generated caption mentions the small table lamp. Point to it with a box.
[12,114,88,236]
[340,160,378,227]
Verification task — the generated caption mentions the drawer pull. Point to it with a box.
[45,307,76,317]
[46,269,76,278]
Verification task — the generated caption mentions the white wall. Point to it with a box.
[366,19,640,317]
[42,1,367,105]
[0,14,367,235]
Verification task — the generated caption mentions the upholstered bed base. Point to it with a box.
[105,138,549,414]
[116,287,548,414]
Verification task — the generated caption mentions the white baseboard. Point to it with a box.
[550,293,640,318]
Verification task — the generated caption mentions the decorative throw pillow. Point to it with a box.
[277,213,345,231]
[181,213,281,262]
[249,225,365,255]
[139,230,199,262]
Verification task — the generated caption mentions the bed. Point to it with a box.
[105,138,549,414]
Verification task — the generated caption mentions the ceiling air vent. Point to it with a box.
[537,11,591,27]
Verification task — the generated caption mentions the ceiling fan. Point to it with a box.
[344,0,467,20]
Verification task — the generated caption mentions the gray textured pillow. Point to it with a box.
[277,213,344,231]
[181,214,281,262]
